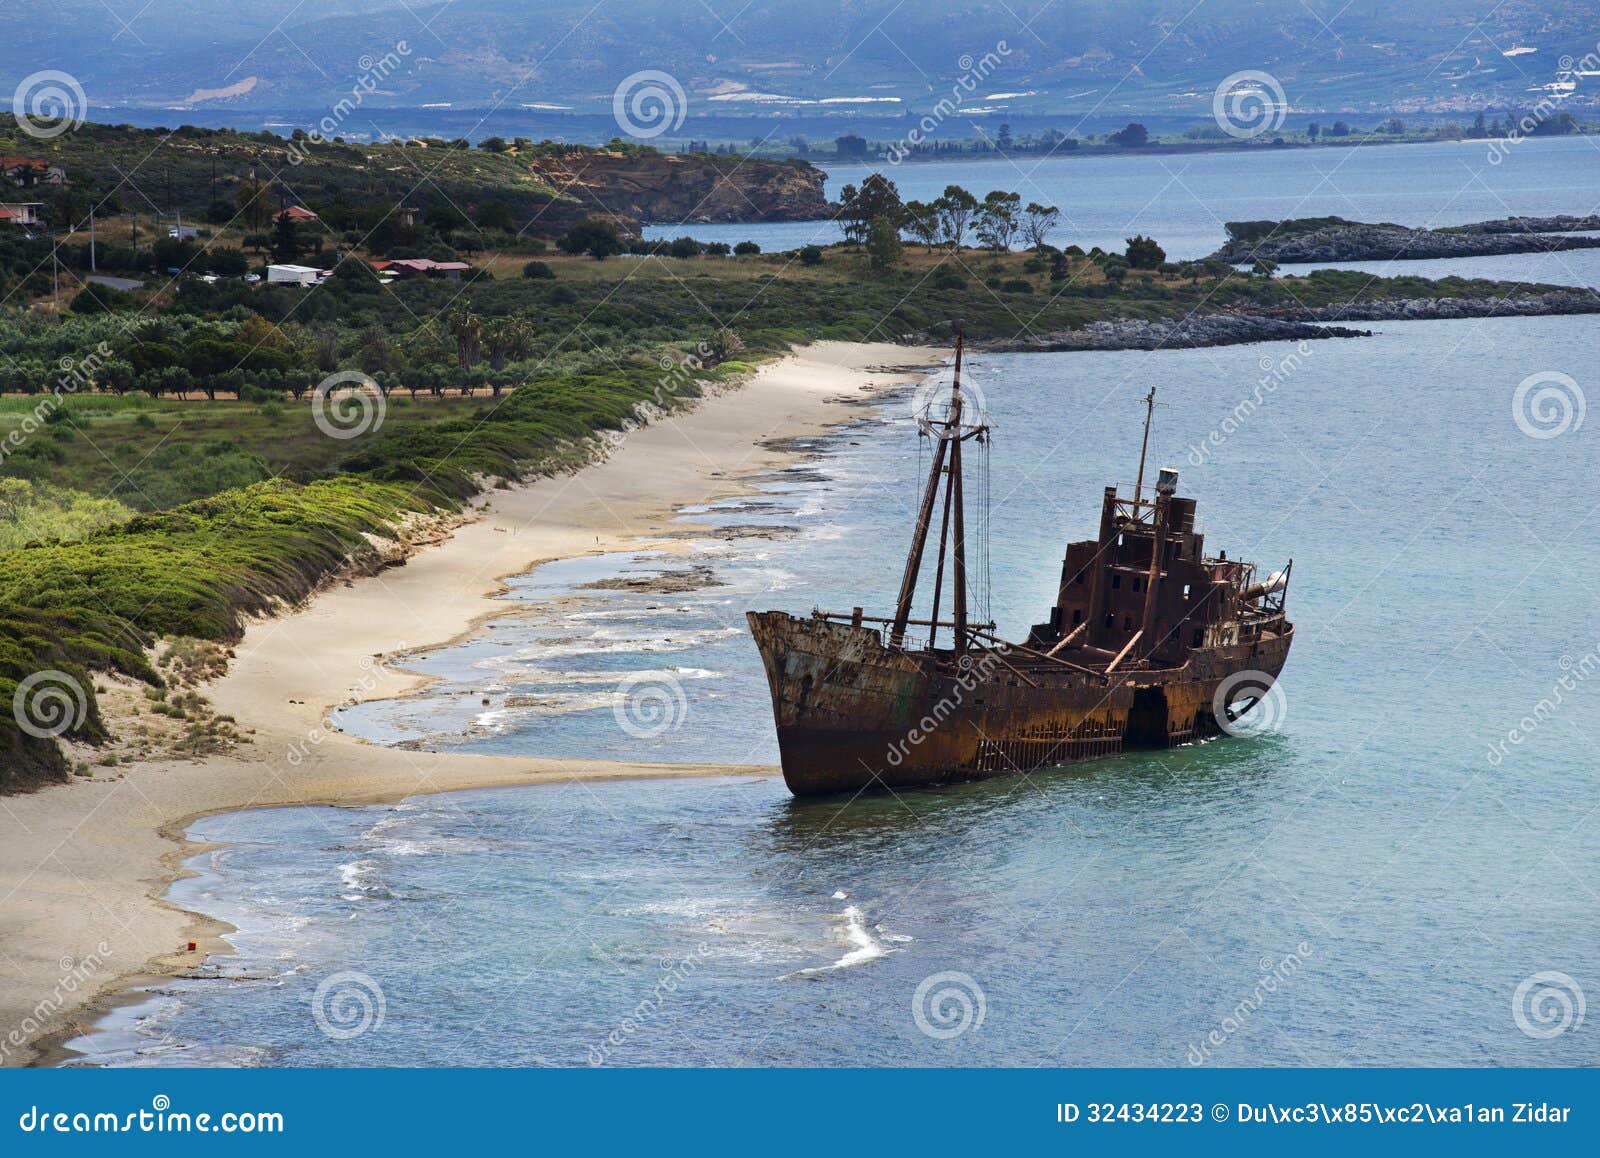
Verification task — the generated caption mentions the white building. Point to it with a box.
[265,263,324,286]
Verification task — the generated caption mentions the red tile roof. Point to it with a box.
[277,205,319,221]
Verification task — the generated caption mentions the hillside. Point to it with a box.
[9,0,1597,117]
[0,120,826,233]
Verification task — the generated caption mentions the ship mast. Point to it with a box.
[889,327,988,653]
[1131,385,1156,513]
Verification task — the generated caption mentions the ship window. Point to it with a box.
[1182,584,1191,597]
[1193,629,1203,647]
[1124,616,1133,630]
[1076,571,1085,584]
[1132,576,1141,592]
[1104,614,1114,628]
[1072,609,1082,625]
[1111,574,1121,589]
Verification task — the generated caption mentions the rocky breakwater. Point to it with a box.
[983,314,1371,353]
[1209,216,1600,263]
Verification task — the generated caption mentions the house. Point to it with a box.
[380,257,471,280]
[168,225,199,241]
[0,157,65,187]
[266,263,325,286]
[275,205,319,223]
[0,202,44,226]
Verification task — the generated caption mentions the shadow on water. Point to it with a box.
[752,730,1293,861]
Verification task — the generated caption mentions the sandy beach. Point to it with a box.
[0,340,942,1067]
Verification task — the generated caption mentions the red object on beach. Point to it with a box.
[187,942,197,951]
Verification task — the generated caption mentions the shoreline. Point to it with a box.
[0,339,944,1068]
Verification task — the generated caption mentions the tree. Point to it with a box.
[474,199,514,231]
[1049,251,1069,283]
[483,317,532,371]
[866,215,902,271]
[1329,121,1350,137]
[447,309,483,369]
[270,213,302,263]
[798,244,824,266]
[236,178,269,230]
[835,134,869,161]
[1108,123,1149,147]
[207,248,249,278]
[1306,122,1320,139]
[558,218,622,260]
[479,136,509,152]
[935,185,979,250]
[1022,202,1060,252]
[838,173,901,249]
[901,200,942,252]
[996,123,1013,151]
[974,190,1021,251]
[1125,235,1166,269]
[522,260,555,279]
[733,240,760,255]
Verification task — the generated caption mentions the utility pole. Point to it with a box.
[89,205,96,272]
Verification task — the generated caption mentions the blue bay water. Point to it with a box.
[69,143,1600,1068]
[646,136,1600,261]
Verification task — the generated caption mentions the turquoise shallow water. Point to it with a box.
[70,309,1600,1067]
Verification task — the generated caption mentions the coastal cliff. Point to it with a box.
[524,150,828,226]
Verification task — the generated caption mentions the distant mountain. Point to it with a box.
[9,0,1597,120]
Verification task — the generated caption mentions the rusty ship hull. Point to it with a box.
[749,611,1293,795]
[747,340,1295,797]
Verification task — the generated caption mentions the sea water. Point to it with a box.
[66,144,1600,1067]
[69,309,1600,1067]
